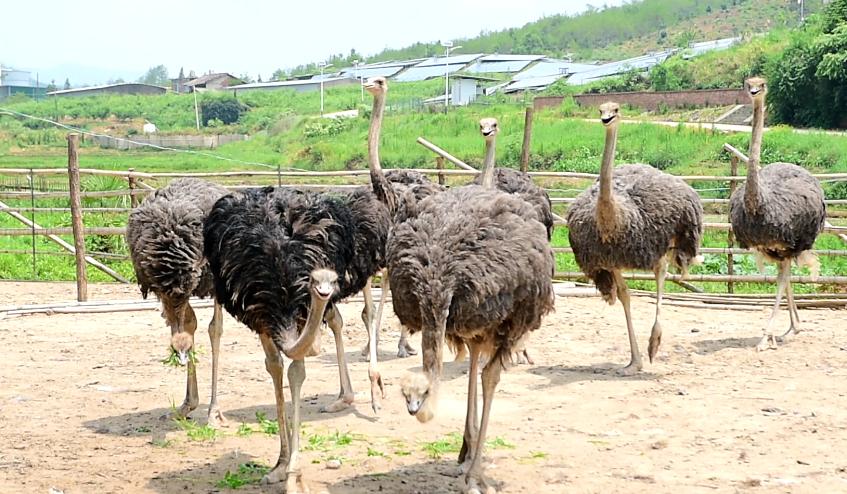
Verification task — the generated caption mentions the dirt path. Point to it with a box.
[1,281,846,494]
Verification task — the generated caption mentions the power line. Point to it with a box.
[0,107,309,172]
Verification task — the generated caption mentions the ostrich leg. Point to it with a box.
[206,301,227,427]
[285,359,310,494]
[781,273,801,339]
[176,305,199,418]
[758,259,791,351]
[258,333,291,486]
[359,277,377,359]
[367,276,386,414]
[322,306,355,413]
[647,256,668,363]
[464,351,503,494]
[459,343,482,475]
[614,270,643,376]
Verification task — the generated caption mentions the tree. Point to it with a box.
[138,65,170,86]
[63,78,71,90]
[46,79,57,92]
[200,98,248,126]
[769,0,847,127]
[178,67,185,81]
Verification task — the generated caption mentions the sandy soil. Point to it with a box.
[1,281,846,494]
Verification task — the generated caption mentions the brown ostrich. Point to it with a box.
[567,102,704,375]
[729,77,825,350]
[390,116,555,493]
[126,178,228,426]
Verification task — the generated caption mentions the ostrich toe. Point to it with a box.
[616,360,643,377]
[320,394,355,413]
[648,321,662,363]
[756,334,778,352]
[260,465,287,485]
[285,473,310,494]
[465,472,496,494]
[207,408,227,429]
[397,341,418,358]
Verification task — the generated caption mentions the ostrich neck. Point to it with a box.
[280,293,329,359]
[368,92,396,213]
[480,138,496,188]
[596,125,619,235]
[744,98,764,213]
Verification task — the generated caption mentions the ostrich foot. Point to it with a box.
[616,360,643,377]
[648,321,662,364]
[320,394,355,413]
[260,464,287,485]
[161,401,196,422]
[285,473,310,494]
[780,324,801,341]
[513,349,534,365]
[397,340,418,358]
[756,334,778,352]
[207,407,227,429]
[369,370,385,415]
[465,473,496,494]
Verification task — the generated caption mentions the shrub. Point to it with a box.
[200,98,248,126]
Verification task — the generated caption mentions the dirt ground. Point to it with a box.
[1,281,846,494]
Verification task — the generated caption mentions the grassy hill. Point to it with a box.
[365,0,822,63]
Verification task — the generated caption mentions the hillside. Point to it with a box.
[367,0,821,62]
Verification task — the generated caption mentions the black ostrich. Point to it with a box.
[126,178,229,426]
[729,77,825,350]
[390,116,555,493]
[567,102,704,375]
[202,79,400,490]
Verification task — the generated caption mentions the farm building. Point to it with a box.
[184,73,244,92]
[449,74,498,106]
[465,54,545,74]
[226,76,356,95]
[47,83,167,98]
[394,53,483,82]
[339,60,422,80]
[0,66,49,100]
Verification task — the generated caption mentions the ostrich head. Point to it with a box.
[309,268,338,302]
[479,117,499,141]
[745,77,767,102]
[363,76,387,96]
[400,372,436,423]
[170,331,194,366]
[599,102,621,127]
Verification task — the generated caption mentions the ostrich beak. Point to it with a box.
[177,350,190,366]
[406,398,422,415]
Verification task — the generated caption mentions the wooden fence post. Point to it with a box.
[436,156,445,186]
[520,106,534,173]
[67,134,88,302]
[128,167,138,208]
[727,155,738,294]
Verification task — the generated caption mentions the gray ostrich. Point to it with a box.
[729,77,825,351]
[360,78,445,360]
[391,117,555,493]
[470,138,554,365]
[126,178,229,426]
[567,103,704,375]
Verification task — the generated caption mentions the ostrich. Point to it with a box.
[204,184,389,489]
[126,178,228,426]
[359,79,445,360]
[729,77,825,351]
[470,145,555,365]
[567,102,704,375]
[391,116,555,493]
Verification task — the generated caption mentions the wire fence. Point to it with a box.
[1,137,847,303]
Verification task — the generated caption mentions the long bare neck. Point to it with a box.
[744,97,764,212]
[368,91,396,213]
[480,137,496,188]
[596,125,619,235]
[281,293,329,359]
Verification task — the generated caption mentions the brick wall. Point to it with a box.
[534,88,746,112]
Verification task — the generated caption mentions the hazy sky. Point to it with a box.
[3,0,624,83]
